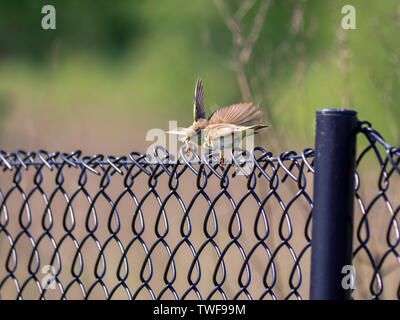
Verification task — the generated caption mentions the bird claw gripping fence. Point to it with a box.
[0,109,399,300]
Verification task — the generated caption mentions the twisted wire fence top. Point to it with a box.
[0,120,398,300]
[353,121,400,299]
[0,147,315,300]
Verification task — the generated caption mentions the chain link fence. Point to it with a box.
[352,121,400,299]
[0,111,399,300]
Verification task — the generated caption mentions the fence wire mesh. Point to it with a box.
[0,146,315,300]
[352,121,400,299]
[0,121,398,300]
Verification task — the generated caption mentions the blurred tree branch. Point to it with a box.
[235,0,256,21]
[213,0,272,102]
[367,18,400,145]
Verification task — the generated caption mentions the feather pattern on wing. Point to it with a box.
[208,102,263,126]
[193,79,206,121]
[203,123,268,150]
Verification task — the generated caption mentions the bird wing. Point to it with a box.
[208,102,263,126]
[193,79,206,121]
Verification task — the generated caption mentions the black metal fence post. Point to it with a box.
[310,108,358,300]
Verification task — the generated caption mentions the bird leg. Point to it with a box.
[231,147,235,169]
[184,137,191,155]
[219,150,224,166]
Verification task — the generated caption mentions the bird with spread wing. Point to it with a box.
[167,79,269,164]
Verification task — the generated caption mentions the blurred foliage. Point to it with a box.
[0,0,399,149]
[0,0,143,60]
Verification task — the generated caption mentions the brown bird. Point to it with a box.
[167,79,269,164]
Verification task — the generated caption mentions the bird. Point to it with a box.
[167,79,269,164]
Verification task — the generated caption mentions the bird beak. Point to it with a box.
[166,130,189,142]
[166,130,187,136]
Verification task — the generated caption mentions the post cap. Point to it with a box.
[317,108,357,116]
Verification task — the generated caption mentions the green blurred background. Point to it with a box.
[0,0,399,154]
[0,0,399,300]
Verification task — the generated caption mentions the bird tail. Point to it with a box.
[240,124,269,138]
[248,124,269,131]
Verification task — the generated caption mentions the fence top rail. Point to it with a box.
[358,120,400,175]
[358,120,398,150]
[0,147,315,175]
